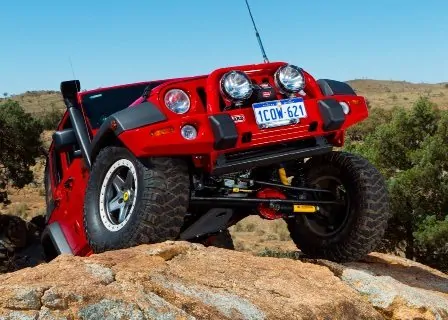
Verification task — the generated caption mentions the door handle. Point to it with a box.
[64,177,74,190]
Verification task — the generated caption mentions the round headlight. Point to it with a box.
[164,89,190,114]
[220,71,253,100]
[340,102,350,115]
[275,64,305,93]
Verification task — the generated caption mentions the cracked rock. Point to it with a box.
[314,252,448,319]
[3,286,45,310]
[0,241,445,319]
[84,263,115,285]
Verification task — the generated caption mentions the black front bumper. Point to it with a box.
[211,136,332,175]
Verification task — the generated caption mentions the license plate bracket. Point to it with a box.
[252,97,307,129]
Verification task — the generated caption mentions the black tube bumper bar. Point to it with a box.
[211,137,332,175]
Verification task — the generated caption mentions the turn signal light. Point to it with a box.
[150,126,174,137]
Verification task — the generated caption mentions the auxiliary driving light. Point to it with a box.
[220,70,253,100]
[275,64,305,93]
[164,89,190,114]
[340,102,350,115]
[181,125,197,140]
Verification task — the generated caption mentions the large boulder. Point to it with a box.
[0,241,382,319]
[0,240,446,319]
[309,253,448,320]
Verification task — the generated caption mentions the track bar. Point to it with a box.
[235,178,334,194]
[190,196,339,205]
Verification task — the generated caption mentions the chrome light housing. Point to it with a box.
[164,89,190,114]
[275,64,305,93]
[340,102,350,115]
[180,125,197,140]
[220,71,253,100]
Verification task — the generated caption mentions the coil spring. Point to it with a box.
[295,165,307,188]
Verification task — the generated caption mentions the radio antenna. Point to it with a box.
[68,56,80,92]
[244,0,269,63]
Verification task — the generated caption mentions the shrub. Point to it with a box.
[37,107,64,130]
[345,107,394,142]
[345,97,448,272]
[0,100,43,204]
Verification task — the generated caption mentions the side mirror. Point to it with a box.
[60,80,81,108]
[53,129,77,151]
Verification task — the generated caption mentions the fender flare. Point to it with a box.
[89,101,167,161]
[317,79,357,96]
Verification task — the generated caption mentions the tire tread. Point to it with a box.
[84,147,189,253]
[287,151,391,262]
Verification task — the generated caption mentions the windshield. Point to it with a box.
[81,81,163,129]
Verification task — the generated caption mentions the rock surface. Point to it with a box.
[309,253,448,320]
[0,241,446,320]
[0,241,382,320]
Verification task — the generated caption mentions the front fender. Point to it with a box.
[89,101,167,161]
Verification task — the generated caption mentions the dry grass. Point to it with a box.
[230,216,297,254]
[0,91,64,115]
[347,79,448,110]
[4,203,29,220]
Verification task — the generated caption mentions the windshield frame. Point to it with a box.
[79,81,165,130]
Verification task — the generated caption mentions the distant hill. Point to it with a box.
[347,79,448,110]
[1,80,447,114]
[0,90,64,116]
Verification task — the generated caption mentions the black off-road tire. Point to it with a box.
[286,151,390,262]
[84,146,190,253]
[201,230,235,250]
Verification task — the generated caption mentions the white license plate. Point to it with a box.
[252,97,307,129]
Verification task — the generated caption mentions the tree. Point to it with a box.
[37,103,64,130]
[345,97,448,271]
[345,106,394,142]
[2,93,7,98]
[0,100,43,204]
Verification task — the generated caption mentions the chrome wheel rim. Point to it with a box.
[99,159,138,232]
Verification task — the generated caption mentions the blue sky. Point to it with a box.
[1,0,447,94]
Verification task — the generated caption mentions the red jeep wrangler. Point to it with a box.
[43,62,390,262]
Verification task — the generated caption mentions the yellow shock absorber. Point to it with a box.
[293,205,318,213]
[278,167,318,214]
[278,167,290,186]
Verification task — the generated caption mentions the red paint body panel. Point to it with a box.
[47,61,369,256]
[120,62,367,171]
[47,134,91,254]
